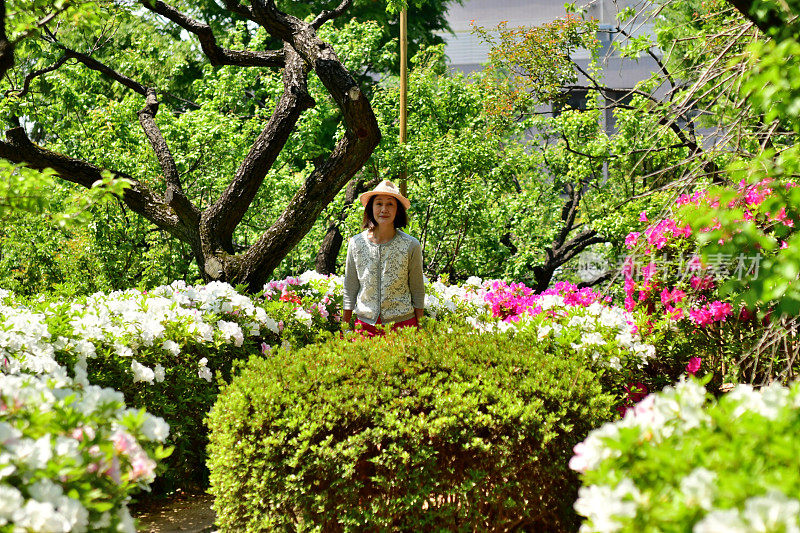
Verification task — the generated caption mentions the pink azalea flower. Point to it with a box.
[624,296,635,311]
[639,211,648,222]
[624,278,636,298]
[685,357,702,375]
[625,232,640,249]
[688,307,713,326]
[668,307,684,321]
[709,301,732,321]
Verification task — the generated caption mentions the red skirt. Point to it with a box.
[355,316,419,337]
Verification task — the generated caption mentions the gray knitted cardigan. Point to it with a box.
[343,230,425,325]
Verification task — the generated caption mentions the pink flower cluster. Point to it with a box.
[484,280,610,321]
[263,277,302,299]
[685,356,702,375]
[634,218,692,250]
[113,430,157,483]
[263,275,341,326]
[616,382,648,416]
[687,301,733,326]
[84,430,156,484]
[621,180,792,329]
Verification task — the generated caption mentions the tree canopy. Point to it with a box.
[0,0,460,293]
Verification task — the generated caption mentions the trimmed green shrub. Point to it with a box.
[207,323,616,531]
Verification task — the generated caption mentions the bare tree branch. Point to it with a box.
[137,88,200,228]
[7,55,68,97]
[139,0,284,67]
[611,26,676,92]
[311,0,353,29]
[49,41,147,94]
[201,44,314,255]
[0,125,198,242]
[0,0,13,78]
[220,0,255,21]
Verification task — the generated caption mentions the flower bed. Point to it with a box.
[571,378,800,532]
[0,282,281,489]
[624,180,798,388]
[1,269,651,493]
[0,372,169,532]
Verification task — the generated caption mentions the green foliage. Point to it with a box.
[573,378,800,531]
[672,11,800,317]
[473,15,600,116]
[364,51,532,280]
[207,323,616,531]
[0,372,170,531]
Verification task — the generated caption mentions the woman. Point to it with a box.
[342,180,425,335]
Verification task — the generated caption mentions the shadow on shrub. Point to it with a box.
[207,323,615,531]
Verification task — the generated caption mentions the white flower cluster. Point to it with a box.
[425,277,656,370]
[694,491,800,533]
[571,379,800,533]
[1,280,280,388]
[536,300,655,370]
[425,278,492,319]
[0,373,168,532]
[570,379,710,475]
[297,270,342,295]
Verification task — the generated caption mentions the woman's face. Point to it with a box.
[372,195,398,227]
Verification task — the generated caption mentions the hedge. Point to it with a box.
[208,323,616,531]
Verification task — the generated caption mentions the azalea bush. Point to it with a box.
[0,268,650,493]
[425,278,656,406]
[208,323,616,532]
[0,372,169,532]
[1,281,278,490]
[260,271,344,349]
[624,181,797,388]
[571,378,800,532]
[263,272,656,406]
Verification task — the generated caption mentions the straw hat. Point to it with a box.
[358,180,411,209]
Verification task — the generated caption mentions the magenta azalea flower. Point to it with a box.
[685,357,702,375]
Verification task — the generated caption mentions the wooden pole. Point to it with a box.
[399,6,408,196]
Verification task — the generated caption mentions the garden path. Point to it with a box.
[132,490,216,533]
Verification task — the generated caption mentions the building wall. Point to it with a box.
[439,0,661,92]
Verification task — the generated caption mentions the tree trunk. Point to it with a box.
[0,1,381,294]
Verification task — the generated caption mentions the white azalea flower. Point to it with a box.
[679,468,716,510]
[140,415,170,443]
[130,360,155,384]
[13,499,71,533]
[0,485,24,518]
[465,276,482,286]
[161,340,180,356]
[293,310,313,329]
[217,320,244,347]
[693,509,749,533]
[741,491,800,531]
[198,358,212,382]
[574,478,640,533]
[154,364,165,383]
